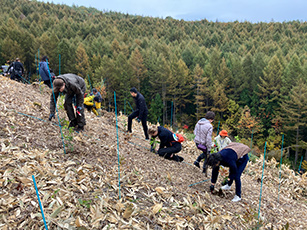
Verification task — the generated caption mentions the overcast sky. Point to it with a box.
[39,0,307,23]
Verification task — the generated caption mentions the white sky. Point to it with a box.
[39,0,307,22]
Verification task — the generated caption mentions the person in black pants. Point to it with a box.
[128,87,149,139]
[207,142,250,202]
[6,58,24,82]
[148,125,184,162]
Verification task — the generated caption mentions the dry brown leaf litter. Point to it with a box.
[0,76,307,229]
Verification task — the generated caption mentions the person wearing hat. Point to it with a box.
[207,142,250,202]
[213,130,232,152]
[49,74,86,132]
[84,88,102,116]
[128,87,149,140]
[193,111,215,174]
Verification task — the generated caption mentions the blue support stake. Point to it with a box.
[114,91,121,199]
[188,179,210,187]
[127,101,134,112]
[258,142,267,221]
[35,54,37,76]
[278,134,284,202]
[32,175,48,230]
[216,120,220,135]
[46,59,66,154]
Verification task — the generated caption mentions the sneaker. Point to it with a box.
[231,195,241,202]
[221,184,231,190]
[194,161,200,168]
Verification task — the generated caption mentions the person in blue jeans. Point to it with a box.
[207,142,250,202]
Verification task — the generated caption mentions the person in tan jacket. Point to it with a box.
[207,142,250,202]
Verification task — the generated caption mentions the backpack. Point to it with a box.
[172,133,185,143]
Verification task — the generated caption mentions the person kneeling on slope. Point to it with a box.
[84,88,102,116]
[207,142,250,202]
[148,125,184,162]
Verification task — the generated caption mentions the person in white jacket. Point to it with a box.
[193,111,215,174]
[213,130,232,152]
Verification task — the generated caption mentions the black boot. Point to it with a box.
[68,119,77,128]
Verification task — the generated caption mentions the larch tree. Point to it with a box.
[257,55,283,135]
[129,48,147,91]
[75,43,90,78]
[280,78,307,168]
[193,64,206,121]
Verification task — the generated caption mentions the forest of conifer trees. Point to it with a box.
[1,0,307,169]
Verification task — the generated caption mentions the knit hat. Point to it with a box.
[130,87,138,93]
[219,130,228,137]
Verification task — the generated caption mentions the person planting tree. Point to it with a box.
[148,125,184,162]
[207,142,250,202]
[49,74,86,132]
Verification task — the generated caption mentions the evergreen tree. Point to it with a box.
[257,55,283,135]
[148,93,163,124]
[75,43,90,78]
[129,48,147,91]
[280,78,307,168]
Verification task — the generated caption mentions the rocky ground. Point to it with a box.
[0,75,307,229]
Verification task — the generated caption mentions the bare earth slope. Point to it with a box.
[0,76,307,229]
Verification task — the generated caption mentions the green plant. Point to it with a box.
[51,189,60,198]
[78,199,92,209]
[184,132,195,141]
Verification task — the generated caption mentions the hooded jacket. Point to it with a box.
[50,74,86,114]
[39,61,50,81]
[194,118,213,152]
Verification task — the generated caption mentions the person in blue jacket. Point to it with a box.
[148,125,184,162]
[207,142,250,202]
[39,56,52,88]
[128,87,149,139]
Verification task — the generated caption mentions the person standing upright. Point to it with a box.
[193,111,215,175]
[128,87,149,140]
[39,56,52,88]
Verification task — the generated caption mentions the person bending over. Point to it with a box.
[207,142,250,202]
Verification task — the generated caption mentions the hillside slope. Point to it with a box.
[0,76,307,229]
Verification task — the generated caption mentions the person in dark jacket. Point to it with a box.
[49,74,86,132]
[207,142,250,202]
[128,87,149,139]
[193,111,215,175]
[6,58,24,82]
[148,125,184,162]
[39,56,52,88]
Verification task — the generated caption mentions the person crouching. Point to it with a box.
[148,125,184,162]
